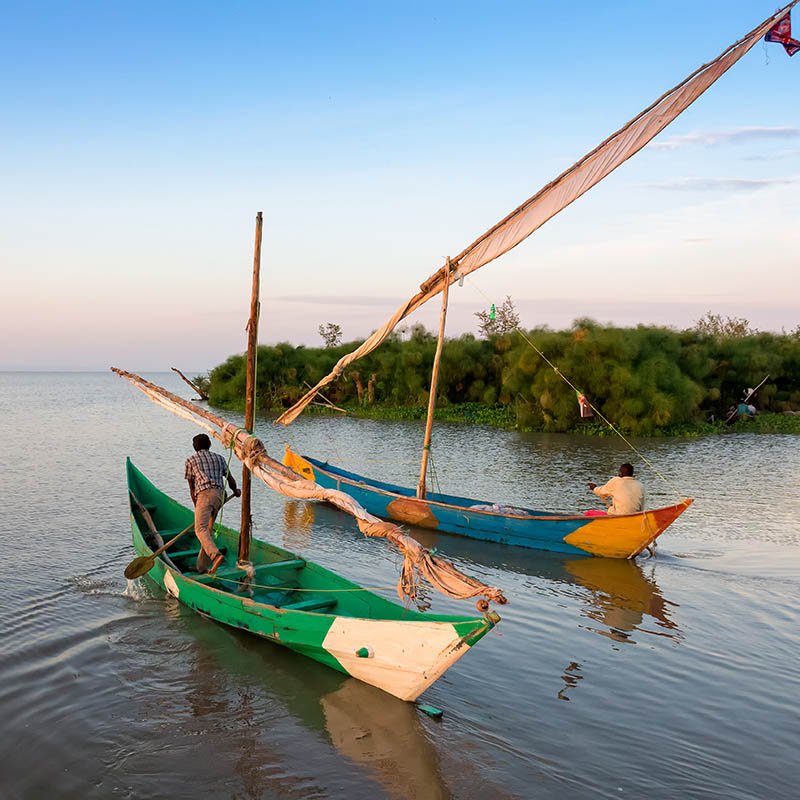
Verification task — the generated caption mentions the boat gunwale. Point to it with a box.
[304,454,694,523]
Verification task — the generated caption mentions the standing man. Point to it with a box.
[587,463,644,515]
[185,433,241,574]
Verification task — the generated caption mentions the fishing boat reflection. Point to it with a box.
[429,532,681,647]
[177,610,450,799]
[321,681,449,800]
[282,499,316,550]
[564,556,679,644]
[557,662,583,702]
[405,525,682,704]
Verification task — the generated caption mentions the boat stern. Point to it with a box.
[563,499,694,558]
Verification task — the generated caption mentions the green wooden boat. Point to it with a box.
[126,458,498,702]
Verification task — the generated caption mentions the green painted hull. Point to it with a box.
[126,458,496,701]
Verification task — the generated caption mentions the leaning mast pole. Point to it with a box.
[239,211,263,562]
[416,258,451,499]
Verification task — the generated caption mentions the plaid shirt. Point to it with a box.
[185,450,228,493]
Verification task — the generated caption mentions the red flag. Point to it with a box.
[766,12,800,56]
[576,391,594,418]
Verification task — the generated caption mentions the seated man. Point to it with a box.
[587,463,644,515]
[185,433,241,573]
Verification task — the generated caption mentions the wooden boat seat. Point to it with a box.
[194,558,307,583]
[154,527,194,540]
[276,597,337,613]
[252,558,306,574]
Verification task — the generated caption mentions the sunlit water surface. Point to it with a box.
[1,373,798,799]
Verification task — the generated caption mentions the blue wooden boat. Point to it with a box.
[284,447,693,559]
[266,9,800,560]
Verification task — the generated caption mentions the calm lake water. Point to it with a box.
[1,372,798,799]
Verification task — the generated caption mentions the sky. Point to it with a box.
[1,0,798,371]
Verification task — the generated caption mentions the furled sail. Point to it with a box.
[275,1,798,426]
[112,367,507,609]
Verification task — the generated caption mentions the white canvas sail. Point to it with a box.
[275,2,798,426]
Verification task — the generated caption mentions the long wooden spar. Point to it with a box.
[171,367,208,400]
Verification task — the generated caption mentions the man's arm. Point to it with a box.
[187,475,197,505]
[227,473,242,497]
[590,479,614,499]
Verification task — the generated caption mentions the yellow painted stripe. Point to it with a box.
[563,500,694,558]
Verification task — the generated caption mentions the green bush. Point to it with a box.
[207,324,800,435]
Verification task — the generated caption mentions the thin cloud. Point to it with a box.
[683,237,712,243]
[650,126,800,150]
[743,148,800,161]
[644,177,797,192]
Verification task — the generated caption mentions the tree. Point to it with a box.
[475,296,521,338]
[693,312,757,338]
[318,322,342,348]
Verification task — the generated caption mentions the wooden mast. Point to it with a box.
[239,211,263,562]
[416,258,451,499]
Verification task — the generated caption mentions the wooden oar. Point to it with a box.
[124,493,235,579]
[128,490,179,571]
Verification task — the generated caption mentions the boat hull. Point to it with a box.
[283,448,693,559]
[126,459,495,701]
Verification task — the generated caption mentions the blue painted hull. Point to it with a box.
[283,449,693,558]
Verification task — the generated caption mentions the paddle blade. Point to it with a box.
[124,555,155,580]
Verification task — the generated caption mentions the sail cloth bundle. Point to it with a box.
[111,368,506,609]
[274,1,799,428]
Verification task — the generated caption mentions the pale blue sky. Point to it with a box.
[1,0,798,370]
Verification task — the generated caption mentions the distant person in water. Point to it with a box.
[587,463,645,515]
[185,433,241,574]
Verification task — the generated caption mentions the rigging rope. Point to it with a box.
[209,576,419,593]
[466,277,689,505]
[428,453,442,496]
[213,429,242,538]
[312,458,420,464]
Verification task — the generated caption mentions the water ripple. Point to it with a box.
[1,373,798,799]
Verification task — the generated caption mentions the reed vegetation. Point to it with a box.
[203,321,800,436]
